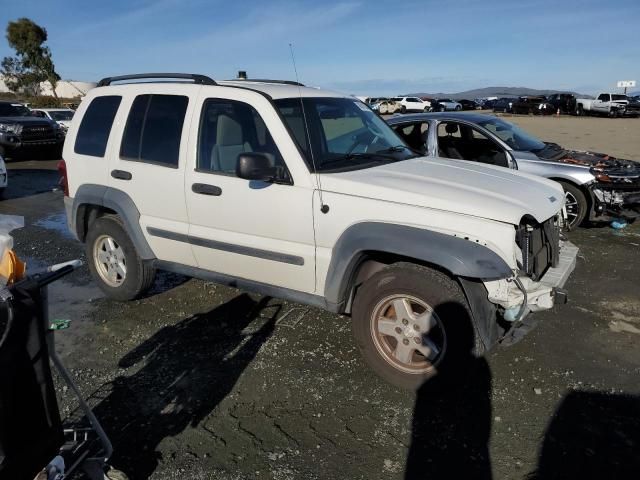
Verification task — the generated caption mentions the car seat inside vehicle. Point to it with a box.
[437,122,508,167]
[210,114,253,172]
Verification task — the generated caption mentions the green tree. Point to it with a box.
[1,18,60,98]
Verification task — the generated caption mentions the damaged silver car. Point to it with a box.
[387,112,640,228]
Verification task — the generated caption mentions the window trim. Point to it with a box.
[118,93,189,169]
[193,96,294,184]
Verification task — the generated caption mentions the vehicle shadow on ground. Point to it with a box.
[528,390,640,480]
[91,293,279,479]
[1,169,59,201]
[404,301,493,480]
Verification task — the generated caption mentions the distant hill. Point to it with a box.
[404,86,590,100]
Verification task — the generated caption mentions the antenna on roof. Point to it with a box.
[289,43,328,214]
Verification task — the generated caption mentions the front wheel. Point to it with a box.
[85,215,156,301]
[352,263,478,390]
[455,105,462,111]
[400,105,407,114]
[559,181,588,228]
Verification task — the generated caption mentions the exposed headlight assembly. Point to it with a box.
[0,123,21,134]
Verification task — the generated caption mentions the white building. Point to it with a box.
[0,76,96,97]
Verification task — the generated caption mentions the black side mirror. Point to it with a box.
[236,152,277,182]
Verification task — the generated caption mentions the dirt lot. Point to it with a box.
[2,116,640,480]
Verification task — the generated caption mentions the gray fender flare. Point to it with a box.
[324,222,512,307]
[71,184,155,260]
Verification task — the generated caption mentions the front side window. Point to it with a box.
[120,94,188,167]
[275,97,417,172]
[197,98,286,176]
[597,94,609,101]
[74,95,122,157]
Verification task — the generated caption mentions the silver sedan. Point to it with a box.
[386,112,640,228]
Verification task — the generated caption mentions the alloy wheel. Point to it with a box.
[93,234,127,287]
[370,294,446,374]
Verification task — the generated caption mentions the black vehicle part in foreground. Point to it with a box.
[0,260,118,480]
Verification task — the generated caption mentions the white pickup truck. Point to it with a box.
[575,93,629,117]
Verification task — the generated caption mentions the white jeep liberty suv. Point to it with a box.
[61,73,578,389]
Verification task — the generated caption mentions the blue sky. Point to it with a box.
[1,0,638,95]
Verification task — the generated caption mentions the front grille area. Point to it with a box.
[20,124,57,142]
[516,216,560,280]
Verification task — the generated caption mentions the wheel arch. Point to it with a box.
[324,222,512,313]
[71,184,155,260]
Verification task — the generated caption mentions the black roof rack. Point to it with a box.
[228,78,305,87]
[97,73,216,87]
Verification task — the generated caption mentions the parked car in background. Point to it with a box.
[575,93,629,117]
[431,98,462,111]
[480,98,497,110]
[0,101,65,159]
[391,96,431,113]
[62,72,576,389]
[511,96,554,115]
[458,99,480,110]
[0,154,7,197]
[623,96,640,117]
[492,97,515,113]
[30,108,75,132]
[387,112,640,228]
[363,97,399,115]
[547,93,576,114]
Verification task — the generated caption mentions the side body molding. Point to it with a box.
[70,184,155,260]
[324,222,512,306]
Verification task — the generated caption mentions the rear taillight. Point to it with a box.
[57,159,69,196]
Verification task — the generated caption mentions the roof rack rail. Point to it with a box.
[97,73,217,87]
[230,78,305,87]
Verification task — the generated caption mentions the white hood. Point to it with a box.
[319,157,564,225]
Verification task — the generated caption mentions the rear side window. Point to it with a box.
[74,96,121,157]
[120,94,188,168]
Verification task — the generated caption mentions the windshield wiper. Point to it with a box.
[375,145,407,154]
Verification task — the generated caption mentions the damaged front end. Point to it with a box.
[558,151,640,221]
[483,215,578,341]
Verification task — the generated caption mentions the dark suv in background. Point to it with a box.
[547,93,577,114]
[0,101,65,159]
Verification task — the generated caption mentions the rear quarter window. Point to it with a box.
[74,96,122,157]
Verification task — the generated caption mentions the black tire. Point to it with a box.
[400,105,406,114]
[438,105,445,112]
[576,104,584,116]
[423,107,429,112]
[352,263,479,390]
[558,181,588,228]
[455,105,462,111]
[85,215,156,301]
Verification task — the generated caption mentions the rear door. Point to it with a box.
[107,84,200,266]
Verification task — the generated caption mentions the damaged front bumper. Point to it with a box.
[484,241,579,322]
[590,184,640,221]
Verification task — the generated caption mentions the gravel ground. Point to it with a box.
[2,119,640,479]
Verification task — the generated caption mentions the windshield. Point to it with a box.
[0,103,32,117]
[275,97,418,172]
[477,117,546,152]
[49,110,74,121]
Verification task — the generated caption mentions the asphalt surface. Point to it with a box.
[1,154,639,480]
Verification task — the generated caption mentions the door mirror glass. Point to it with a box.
[236,152,277,182]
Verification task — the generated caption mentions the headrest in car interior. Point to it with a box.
[216,114,244,146]
[445,123,458,135]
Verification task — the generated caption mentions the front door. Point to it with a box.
[184,89,316,293]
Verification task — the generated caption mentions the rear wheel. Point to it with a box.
[559,181,588,228]
[400,105,407,114]
[455,105,462,111]
[86,215,156,301]
[576,104,584,116]
[352,263,478,390]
